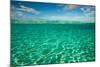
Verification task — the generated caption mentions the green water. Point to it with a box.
[11,23,95,66]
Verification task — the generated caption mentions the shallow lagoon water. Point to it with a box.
[11,23,95,66]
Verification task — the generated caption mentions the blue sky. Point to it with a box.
[11,1,95,22]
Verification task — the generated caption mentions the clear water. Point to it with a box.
[11,23,95,66]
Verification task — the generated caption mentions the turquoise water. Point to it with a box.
[11,23,95,66]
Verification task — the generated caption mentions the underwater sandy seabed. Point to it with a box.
[11,23,95,66]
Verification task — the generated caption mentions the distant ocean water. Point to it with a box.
[11,23,95,66]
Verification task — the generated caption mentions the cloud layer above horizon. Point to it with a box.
[11,1,95,23]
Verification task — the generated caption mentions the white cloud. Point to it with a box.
[11,5,40,15]
[11,11,24,20]
[80,7,95,17]
[80,7,90,13]
[17,12,23,16]
[11,5,41,20]
[86,11,95,16]
[63,4,78,11]
[45,16,95,22]
[17,5,40,15]
[67,4,78,10]
[56,4,64,7]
